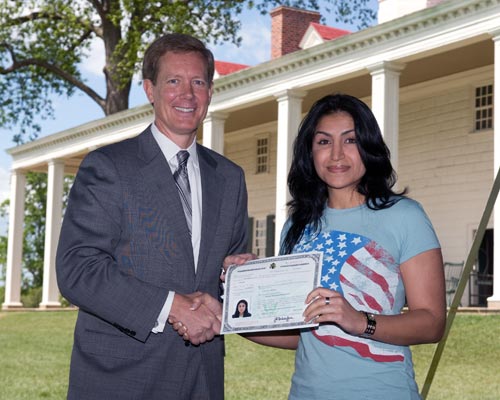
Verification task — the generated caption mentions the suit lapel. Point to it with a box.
[195,146,224,287]
[136,129,196,276]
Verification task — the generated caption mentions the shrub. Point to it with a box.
[21,286,42,308]
[59,295,72,308]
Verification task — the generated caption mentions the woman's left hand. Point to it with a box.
[303,287,366,336]
[220,253,257,282]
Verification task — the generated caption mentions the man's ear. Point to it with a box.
[208,82,214,103]
[143,79,154,104]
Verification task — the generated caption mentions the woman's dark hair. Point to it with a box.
[281,93,406,254]
[142,33,215,84]
[232,299,251,318]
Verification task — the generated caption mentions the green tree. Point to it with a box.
[0,0,375,144]
[0,230,6,302]
[20,172,47,289]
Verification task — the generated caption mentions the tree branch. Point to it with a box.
[0,41,17,64]
[1,56,106,111]
[12,9,102,37]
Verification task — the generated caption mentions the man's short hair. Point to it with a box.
[142,33,215,85]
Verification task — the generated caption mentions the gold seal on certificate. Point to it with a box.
[221,252,323,334]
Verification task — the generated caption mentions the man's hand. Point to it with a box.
[168,292,222,345]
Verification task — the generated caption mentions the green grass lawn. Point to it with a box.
[0,311,499,399]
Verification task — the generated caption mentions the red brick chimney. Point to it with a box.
[270,6,321,59]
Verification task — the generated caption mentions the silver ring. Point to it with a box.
[325,297,330,305]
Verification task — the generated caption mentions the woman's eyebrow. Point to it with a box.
[341,129,355,136]
[314,129,355,136]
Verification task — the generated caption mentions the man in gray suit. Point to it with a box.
[56,33,248,400]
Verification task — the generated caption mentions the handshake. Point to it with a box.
[167,253,256,345]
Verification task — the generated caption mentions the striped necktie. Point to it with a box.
[173,150,192,235]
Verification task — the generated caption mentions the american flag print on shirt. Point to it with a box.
[294,229,405,362]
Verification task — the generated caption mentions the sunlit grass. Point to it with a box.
[412,314,500,400]
[0,311,499,399]
[0,311,75,400]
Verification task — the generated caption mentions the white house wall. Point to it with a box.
[397,67,494,304]
[398,67,493,267]
[225,122,278,219]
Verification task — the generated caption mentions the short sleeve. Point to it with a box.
[396,199,441,264]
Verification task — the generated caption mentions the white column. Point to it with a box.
[2,170,26,309]
[368,61,405,172]
[273,89,307,254]
[489,32,500,309]
[39,160,64,309]
[203,112,228,155]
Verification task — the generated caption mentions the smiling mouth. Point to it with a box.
[328,165,349,173]
[174,106,194,113]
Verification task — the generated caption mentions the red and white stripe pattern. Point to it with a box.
[295,229,404,362]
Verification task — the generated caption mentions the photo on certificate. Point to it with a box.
[221,252,323,334]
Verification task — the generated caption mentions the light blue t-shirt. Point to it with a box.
[285,198,440,400]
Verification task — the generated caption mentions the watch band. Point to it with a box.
[361,311,376,337]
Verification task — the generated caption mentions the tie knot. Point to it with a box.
[177,150,189,167]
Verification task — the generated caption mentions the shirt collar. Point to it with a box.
[151,123,199,167]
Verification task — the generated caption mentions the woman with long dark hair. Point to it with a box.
[235,94,445,399]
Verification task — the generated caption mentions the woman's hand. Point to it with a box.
[220,253,257,282]
[303,287,366,336]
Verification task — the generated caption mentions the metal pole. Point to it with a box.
[421,167,500,398]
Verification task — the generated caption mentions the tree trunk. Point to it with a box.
[105,80,131,115]
[101,1,131,116]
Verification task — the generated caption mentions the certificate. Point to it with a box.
[220,252,323,334]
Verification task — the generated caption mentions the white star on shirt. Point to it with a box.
[352,237,362,245]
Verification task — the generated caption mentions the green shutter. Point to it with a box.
[265,214,275,257]
[246,217,254,253]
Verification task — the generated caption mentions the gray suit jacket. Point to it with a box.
[56,127,248,400]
